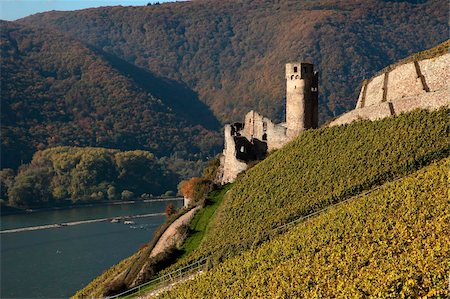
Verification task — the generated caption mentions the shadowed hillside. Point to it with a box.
[19,0,448,123]
[0,21,221,170]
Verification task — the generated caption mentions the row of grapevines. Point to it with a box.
[172,108,448,269]
[160,157,449,298]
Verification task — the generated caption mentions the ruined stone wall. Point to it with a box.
[240,110,289,151]
[333,53,449,127]
[266,121,289,151]
[220,125,248,184]
[219,62,319,184]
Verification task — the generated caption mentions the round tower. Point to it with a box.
[285,62,318,138]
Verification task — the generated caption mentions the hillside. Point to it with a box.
[75,108,449,297]
[161,158,449,298]
[19,0,448,124]
[167,108,449,269]
[0,21,221,170]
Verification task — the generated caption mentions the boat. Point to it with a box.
[124,220,135,225]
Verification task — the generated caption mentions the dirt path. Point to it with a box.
[150,207,200,257]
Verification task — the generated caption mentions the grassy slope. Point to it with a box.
[181,184,233,256]
[161,158,449,298]
[169,109,449,269]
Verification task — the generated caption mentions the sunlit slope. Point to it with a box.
[179,109,449,265]
[161,158,449,298]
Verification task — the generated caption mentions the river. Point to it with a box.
[0,199,183,298]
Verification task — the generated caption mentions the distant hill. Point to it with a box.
[19,0,448,124]
[1,21,221,170]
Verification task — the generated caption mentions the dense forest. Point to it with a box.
[1,21,221,175]
[18,0,448,123]
[0,146,178,208]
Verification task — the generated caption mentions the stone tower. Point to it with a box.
[285,62,319,138]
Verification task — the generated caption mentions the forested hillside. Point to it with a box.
[19,0,448,123]
[1,21,221,171]
[161,158,449,298]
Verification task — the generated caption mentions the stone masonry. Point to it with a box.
[218,62,319,184]
[329,52,449,127]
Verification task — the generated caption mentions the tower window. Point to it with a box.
[262,133,267,141]
[293,66,298,73]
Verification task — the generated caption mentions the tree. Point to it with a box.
[164,203,175,217]
[121,190,134,201]
[179,177,211,205]
[0,168,15,201]
[107,186,117,200]
[8,167,53,207]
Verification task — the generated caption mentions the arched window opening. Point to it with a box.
[293,66,298,73]
[262,133,267,141]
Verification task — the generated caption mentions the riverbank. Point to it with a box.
[0,197,183,216]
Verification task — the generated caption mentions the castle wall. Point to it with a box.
[266,122,289,151]
[241,110,289,151]
[329,53,449,127]
[419,54,448,91]
[363,73,385,107]
[386,62,423,101]
[220,125,248,184]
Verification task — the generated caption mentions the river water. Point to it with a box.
[0,199,183,298]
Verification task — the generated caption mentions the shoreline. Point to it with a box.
[0,197,183,216]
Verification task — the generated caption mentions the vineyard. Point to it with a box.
[159,158,449,298]
[169,108,449,268]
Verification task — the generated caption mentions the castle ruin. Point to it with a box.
[218,62,319,184]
